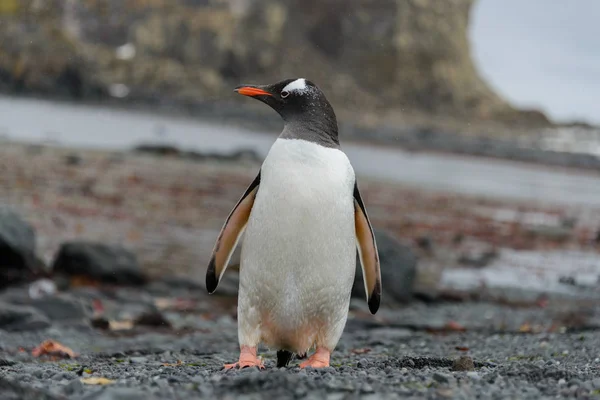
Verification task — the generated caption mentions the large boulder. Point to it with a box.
[352,229,418,305]
[51,242,145,285]
[0,209,44,288]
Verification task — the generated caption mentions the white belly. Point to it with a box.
[238,138,357,352]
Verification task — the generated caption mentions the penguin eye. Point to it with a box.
[280,90,290,99]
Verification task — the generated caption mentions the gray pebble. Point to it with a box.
[466,371,481,381]
[433,372,451,384]
[361,384,375,393]
[62,378,84,395]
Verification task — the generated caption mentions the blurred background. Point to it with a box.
[1,0,600,334]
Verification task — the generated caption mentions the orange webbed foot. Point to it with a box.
[299,347,330,369]
[223,346,264,370]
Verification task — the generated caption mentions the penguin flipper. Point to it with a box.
[206,171,261,293]
[353,181,382,314]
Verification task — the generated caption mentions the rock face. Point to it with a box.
[0,209,44,288]
[0,0,546,126]
[52,242,145,285]
[352,229,418,304]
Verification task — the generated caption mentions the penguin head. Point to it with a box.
[234,78,339,146]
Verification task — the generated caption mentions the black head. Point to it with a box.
[234,78,339,148]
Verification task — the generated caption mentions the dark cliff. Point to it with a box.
[0,0,549,130]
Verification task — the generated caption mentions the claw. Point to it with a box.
[223,345,264,370]
[299,347,330,369]
[223,360,265,370]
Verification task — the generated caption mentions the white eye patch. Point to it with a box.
[282,78,308,94]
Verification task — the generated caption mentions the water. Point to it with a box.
[2,95,600,207]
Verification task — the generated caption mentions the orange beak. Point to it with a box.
[234,86,273,97]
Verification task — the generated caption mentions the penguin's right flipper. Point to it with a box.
[206,171,261,293]
[353,181,382,314]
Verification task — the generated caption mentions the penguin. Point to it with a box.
[206,78,381,369]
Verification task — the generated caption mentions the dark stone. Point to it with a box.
[415,235,433,252]
[29,294,90,321]
[0,209,45,288]
[91,316,110,330]
[352,229,418,304]
[51,241,145,285]
[134,310,172,329]
[0,302,51,332]
[64,153,83,166]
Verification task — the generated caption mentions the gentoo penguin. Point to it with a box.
[206,78,381,369]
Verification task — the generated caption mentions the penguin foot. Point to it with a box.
[299,347,330,369]
[223,345,264,370]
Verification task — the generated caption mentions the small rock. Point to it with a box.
[0,209,45,288]
[415,235,433,252]
[452,356,475,371]
[90,317,110,330]
[466,371,480,380]
[361,384,375,393]
[353,229,418,303]
[64,153,83,166]
[433,372,451,384]
[129,356,148,364]
[52,241,145,285]
[456,239,498,268]
[436,388,455,398]
[569,385,579,395]
[63,378,84,395]
[592,378,600,389]
[0,301,51,331]
[582,381,594,392]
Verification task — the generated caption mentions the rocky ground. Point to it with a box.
[2,281,600,399]
[2,141,600,399]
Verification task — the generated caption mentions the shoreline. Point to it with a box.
[2,92,600,173]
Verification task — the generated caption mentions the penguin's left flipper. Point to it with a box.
[353,181,382,314]
[206,171,261,294]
